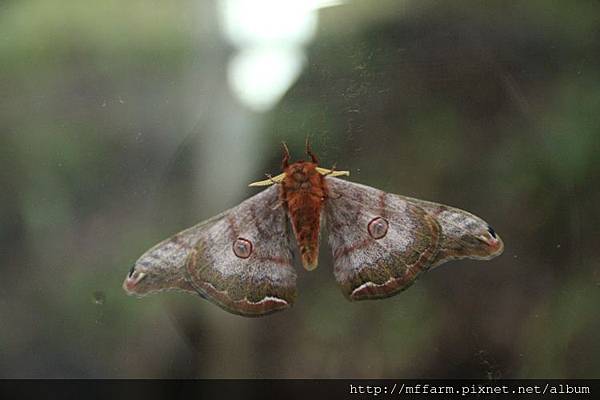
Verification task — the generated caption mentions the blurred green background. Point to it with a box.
[1,0,599,378]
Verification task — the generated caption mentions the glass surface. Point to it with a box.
[1,0,599,378]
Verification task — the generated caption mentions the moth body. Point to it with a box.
[280,160,327,271]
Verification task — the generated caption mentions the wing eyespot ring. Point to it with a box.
[368,217,389,240]
[232,237,253,259]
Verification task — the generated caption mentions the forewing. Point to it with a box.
[184,185,297,317]
[125,185,296,317]
[324,178,441,301]
[123,214,222,297]
[397,195,504,267]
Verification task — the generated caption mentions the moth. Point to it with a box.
[123,143,503,317]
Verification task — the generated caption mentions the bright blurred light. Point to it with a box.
[221,0,318,46]
[219,0,343,112]
[228,47,305,113]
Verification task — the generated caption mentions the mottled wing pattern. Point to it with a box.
[126,185,296,317]
[184,185,297,316]
[397,195,504,267]
[125,216,222,296]
[324,177,441,301]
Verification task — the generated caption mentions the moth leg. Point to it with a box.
[320,166,345,200]
[324,188,343,200]
[248,172,286,187]
[316,167,350,178]
[324,164,338,176]
[270,200,284,211]
[264,173,278,185]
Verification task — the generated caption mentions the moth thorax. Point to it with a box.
[292,171,309,182]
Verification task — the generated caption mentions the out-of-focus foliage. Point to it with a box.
[0,0,599,378]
